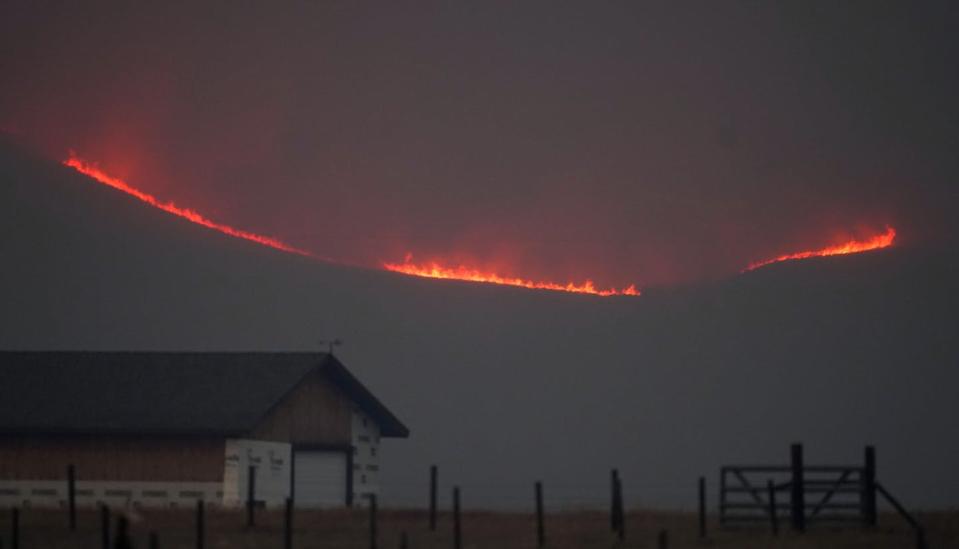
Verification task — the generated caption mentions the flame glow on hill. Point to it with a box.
[745,226,897,271]
[59,151,895,295]
[383,255,640,297]
[61,152,637,297]
[63,152,311,256]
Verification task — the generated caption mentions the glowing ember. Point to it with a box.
[383,255,640,297]
[745,226,897,271]
[63,152,311,256]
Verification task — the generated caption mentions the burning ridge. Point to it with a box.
[744,226,897,271]
[62,151,896,296]
[61,152,641,297]
[383,255,640,297]
[63,153,311,256]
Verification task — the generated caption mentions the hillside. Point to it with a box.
[1,138,957,510]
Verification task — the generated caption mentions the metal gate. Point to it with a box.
[719,444,875,528]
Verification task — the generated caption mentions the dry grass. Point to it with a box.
[8,507,958,548]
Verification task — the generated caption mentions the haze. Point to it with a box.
[3,2,957,287]
[1,2,958,512]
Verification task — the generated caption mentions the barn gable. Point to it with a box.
[249,366,353,447]
[0,351,408,509]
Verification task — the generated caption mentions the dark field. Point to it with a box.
[6,507,958,548]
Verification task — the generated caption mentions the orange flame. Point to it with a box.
[383,255,640,297]
[745,226,897,271]
[63,152,311,256]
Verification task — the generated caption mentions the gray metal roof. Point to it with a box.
[0,352,409,438]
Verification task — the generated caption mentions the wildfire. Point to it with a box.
[744,226,897,271]
[383,255,640,297]
[63,152,311,256]
[59,151,897,293]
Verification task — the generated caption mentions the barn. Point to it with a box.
[0,351,409,509]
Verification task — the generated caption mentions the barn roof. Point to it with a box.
[0,352,409,438]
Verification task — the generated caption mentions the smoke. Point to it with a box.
[2,3,956,287]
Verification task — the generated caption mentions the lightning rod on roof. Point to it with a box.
[319,338,343,355]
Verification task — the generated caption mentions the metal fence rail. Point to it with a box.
[719,444,876,530]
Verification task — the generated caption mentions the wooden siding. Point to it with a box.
[249,368,351,446]
[0,437,225,481]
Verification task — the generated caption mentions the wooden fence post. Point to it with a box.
[10,507,18,549]
[718,467,727,526]
[656,529,668,549]
[246,465,256,528]
[346,448,355,508]
[610,469,620,532]
[100,504,110,549]
[115,516,132,549]
[862,446,877,527]
[698,476,706,539]
[369,494,378,549]
[615,474,625,541]
[196,500,205,549]
[429,465,437,532]
[767,480,778,535]
[67,464,76,531]
[285,497,294,549]
[534,481,544,547]
[290,451,296,505]
[790,443,805,532]
[453,487,461,549]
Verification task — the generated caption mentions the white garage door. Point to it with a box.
[294,451,347,507]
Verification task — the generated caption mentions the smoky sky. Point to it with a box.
[2,2,957,287]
